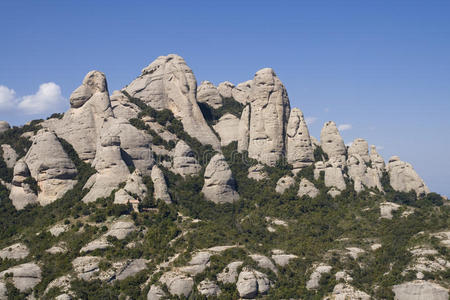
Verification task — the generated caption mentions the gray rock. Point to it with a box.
[306,264,332,290]
[114,259,147,281]
[110,90,140,120]
[237,105,250,152]
[327,187,342,198]
[286,108,314,173]
[25,130,77,205]
[125,54,220,149]
[70,70,107,108]
[392,280,448,300]
[232,80,252,104]
[247,68,290,166]
[236,268,270,298]
[213,113,240,147]
[348,138,370,163]
[171,140,201,177]
[197,81,222,109]
[46,244,68,254]
[80,238,111,253]
[202,153,239,203]
[197,279,221,297]
[106,220,137,240]
[151,165,171,204]
[249,254,278,274]
[298,178,319,198]
[1,144,17,168]
[0,263,41,292]
[271,251,298,267]
[0,121,10,133]
[72,256,101,281]
[114,169,148,208]
[320,121,346,167]
[147,284,166,300]
[247,164,268,181]
[159,271,193,297]
[275,175,295,194]
[55,294,72,300]
[0,243,29,260]
[217,81,235,99]
[326,283,371,300]
[49,224,69,237]
[347,153,382,193]
[179,251,211,275]
[324,166,346,191]
[0,281,6,300]
[370,145,385,173]
[217,261,243,284]
[44,275,72,296]
[9,159,38,210]
[387,156,429,195]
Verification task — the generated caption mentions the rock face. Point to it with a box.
[271,250,298,267]
[0,121,10,133]
[217,81,234,99]
[247,164,268,181]
[370,145,385,172]
[249,254,278,274]
[0,263,41,292]
[275,175,295,194]
[306,264,332,290]
[106,220,137,240]
[326,283,371,300]
[0,243,29,260]
[151,165,171,204]
[392,280,448,300]
[159,271,193,298]
[1,144,17,168]
[110,90,140,120]
[114,169,148,207]
[324,166,347,191]
[387,156,429,195]
[217,261,243,284]
[213,113,240,147]
[124,54,220,149]
[197,81,222,109]
[286,108,314,173]
[320,121,346,166]
[237,105,250,152]
[24,130,77,205]
[232,80,252,104]
[9,159,38,210]
[348,138,370,163]
[202,153,239,204]
[147,284,166,300]
[171,140,201,177]
[72,256,101,281]
[45,70,114,162]
[242,68,291,166]
[298,178,319,198]
[197,279,221,297]
[236,268,270,298]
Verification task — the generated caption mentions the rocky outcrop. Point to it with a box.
[217,81,234,99]
[171,140,201,177]
[236,268,270,298]
[387,156,429,195]
[324,166,346,191]
[72,256,101,281]
[276,175,295,194]
[113,259,147,281]
[179,251,211,275]
[114,169,148,208]
[271,250,298,267]
[325,283,371,300]
[217,261,243,284]
[159,271,193,298]
[9,159,38,210]
[1,144,17,168]
[237,105,250,152]
[124,54,220,149]
[286,108,314,173]
[110,90,140,120]
[232,80,252,104]
[213,113,240,146]
[370,145,385,173]
[0,263,41,292]
[147,284,166,300]
[25,130,77,205]
[320,121,346,166]
[247,164,267,181]
[106,220,137,240]
[347,145,383,193]
[45,70,114,162]
[244,68,291,166]
[202,153,239,203]
[151,165,171,204]
[392,280,448,300]
[197,81,222,109]
[249,254,278,274]
[348,138,370,163]
[306,264,332,290]
[298,178,319,198]
[197,279,221,297]
[0,121,10,133]
[0,243,29,260]
[49,224,69,237]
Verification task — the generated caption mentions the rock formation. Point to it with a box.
[232,80,252,104]
[247,164,268,181]
[236,268,270,298]
[392,280,448,300]
[110,90,140,120]
[370,145,385,173]
[24,130,77,205]
[387,156,429,195]
[348,138,370,163]
[213,113,240,146]
[159,271,193,298]
[1,144,17,168]
[202,153,239,204]
[197,279,221,297]
[286,108,314,173]
[306,264,332,290]
[237,105,250,152]
[320,121,346,166]
[9,159,38,209]
[114,169,148,207]
[217,81,234,99]
[326,283,371,300]
[197,81,222,109]
[298,178,319,198]
[124,54,220,149]
[0,243,29,260]
[217,261,243,284]
[0,121,10,133]
[147,284,166,300]
[275,175,295,194]
[151,165,171,204]
[0,263,41,292]
[172,140,201,177]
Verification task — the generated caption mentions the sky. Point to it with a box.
[0,0,449,196]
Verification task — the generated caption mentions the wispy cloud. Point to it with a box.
[0,85,17,111]
[305,116,317,126]
[338,124,352,131]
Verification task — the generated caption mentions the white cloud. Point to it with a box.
[305,116,317,126]
[18,82,65,114]
[0,85,17,111]
[338,124,352,131]
[375,145,384,150]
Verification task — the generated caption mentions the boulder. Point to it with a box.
[217,261,243,284]
[347,153,383,193]
[114,169,148,207]
[46,244,68,255]
[236,268,270,298]
[179,251,211,275]
[298,178,319,198]
[325,283,371,300]
[202,153,239,203]
[387,156,429,195]
[213,113,240,146]
[275,175,295,194]
[247,164,268,181]
[159,271,193,298]
[246,68,290,166]
[271,251,298,267]
[392,280,448,300]
[0,121,10,133]
[72,256,101,281]
[232,80,252,104]
[9,159,38,210]
[124,54,220,149]
[25,130,77,205]
[327,187,342,198]
[306,264,332,290]
[286,108,314,173]
[44,275,72,296]
[324,166,346,191]
[0,263,41,292]
[151,165,171,204]
[249,254,278,274]
[110,90,140,120]
[197,279,221,297]
[348,138,370,163]
[0,243,29,260]
[114,259,147,281]
[80,238,111,253]
[197,81,222,109]
[320,121,346,166]
[171,140,201,177]
[237,105,250,152]
[1,144,17,168]
[217,81,235,99]
[105,220,136,240]
[49,224,69,237]
[147,284,166,300]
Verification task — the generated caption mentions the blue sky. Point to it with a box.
[0,0,449,196]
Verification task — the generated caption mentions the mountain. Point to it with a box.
[0,54,448,300]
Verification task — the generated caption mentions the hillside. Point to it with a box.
[0,54,448,300]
